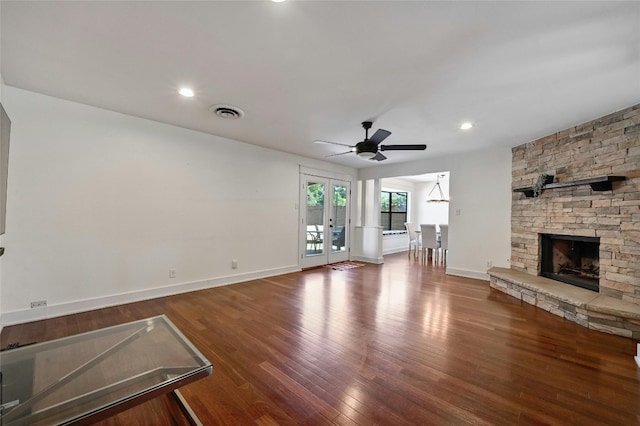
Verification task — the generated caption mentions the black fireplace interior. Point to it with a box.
[540,234,600,292]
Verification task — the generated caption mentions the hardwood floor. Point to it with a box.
[2,253,639,425]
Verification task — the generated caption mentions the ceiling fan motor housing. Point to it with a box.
[356,121,378,158]
[355,141,378,157]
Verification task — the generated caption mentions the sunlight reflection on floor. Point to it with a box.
[421,287,450,338]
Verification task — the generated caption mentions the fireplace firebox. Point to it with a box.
[540,234,600,292]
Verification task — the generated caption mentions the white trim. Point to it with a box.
[1,265,300,326]
[383,247,408,256]
[299,165,354,182]
[351,255,384,264]
[446,267,490,282]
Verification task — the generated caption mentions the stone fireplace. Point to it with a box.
[540,234,600,292]
[488,103,640,339]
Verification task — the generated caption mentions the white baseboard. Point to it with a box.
[382,247,408,256]
[446,267,490,282]
[1,265,301,326]
[351,255,384,264]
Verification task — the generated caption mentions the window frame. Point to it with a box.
[380,191,408,231]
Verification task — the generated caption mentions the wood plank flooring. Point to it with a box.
[2,253,639,425]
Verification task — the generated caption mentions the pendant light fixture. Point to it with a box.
[426,174,449,203]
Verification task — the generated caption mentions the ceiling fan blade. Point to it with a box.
[368,129,391,145]
[314,140,353,148]
[326,150,354,158]
[371,152,387,161]
[380,144,427,151]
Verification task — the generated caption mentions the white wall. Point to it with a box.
[2,86,356,324]
[359,147,512,281]
[0,1,4,331]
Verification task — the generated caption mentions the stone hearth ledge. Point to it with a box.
[488,267,640,339]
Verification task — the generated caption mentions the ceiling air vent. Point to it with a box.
[210,104,245,119]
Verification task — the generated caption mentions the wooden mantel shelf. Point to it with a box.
[514,175,626,198]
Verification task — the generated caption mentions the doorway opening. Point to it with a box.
[381,172,449,257]
[300,173,351,268]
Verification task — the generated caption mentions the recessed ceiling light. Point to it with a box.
[272,0,286,2]
[460,122,473,130]
[178,87,194,98]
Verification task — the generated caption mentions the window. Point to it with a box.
[381,191,407,231]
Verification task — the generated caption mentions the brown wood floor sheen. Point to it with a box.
[2,253,639,425]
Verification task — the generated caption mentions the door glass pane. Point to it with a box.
[331,184,347,254]
[306,182,325,255]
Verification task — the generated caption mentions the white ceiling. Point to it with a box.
[2,1,639,169]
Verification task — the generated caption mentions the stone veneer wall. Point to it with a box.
[511,104,640,305]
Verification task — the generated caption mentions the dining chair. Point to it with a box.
[439,224,449,265]
[404,222,419,258]
[306,225,323,253]
[420,224,439,262]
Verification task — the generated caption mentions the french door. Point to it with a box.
[300,175,350,268]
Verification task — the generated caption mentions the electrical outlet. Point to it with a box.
[30,300,47,309]
[232,259,238,269]
[486,261,492,268]
[169,269,176,279]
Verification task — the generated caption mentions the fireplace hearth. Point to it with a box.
[540,234,600,292]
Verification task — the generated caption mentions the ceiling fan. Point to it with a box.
[315,121,427,161]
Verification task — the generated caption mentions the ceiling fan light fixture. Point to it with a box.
[357,151,376,159]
